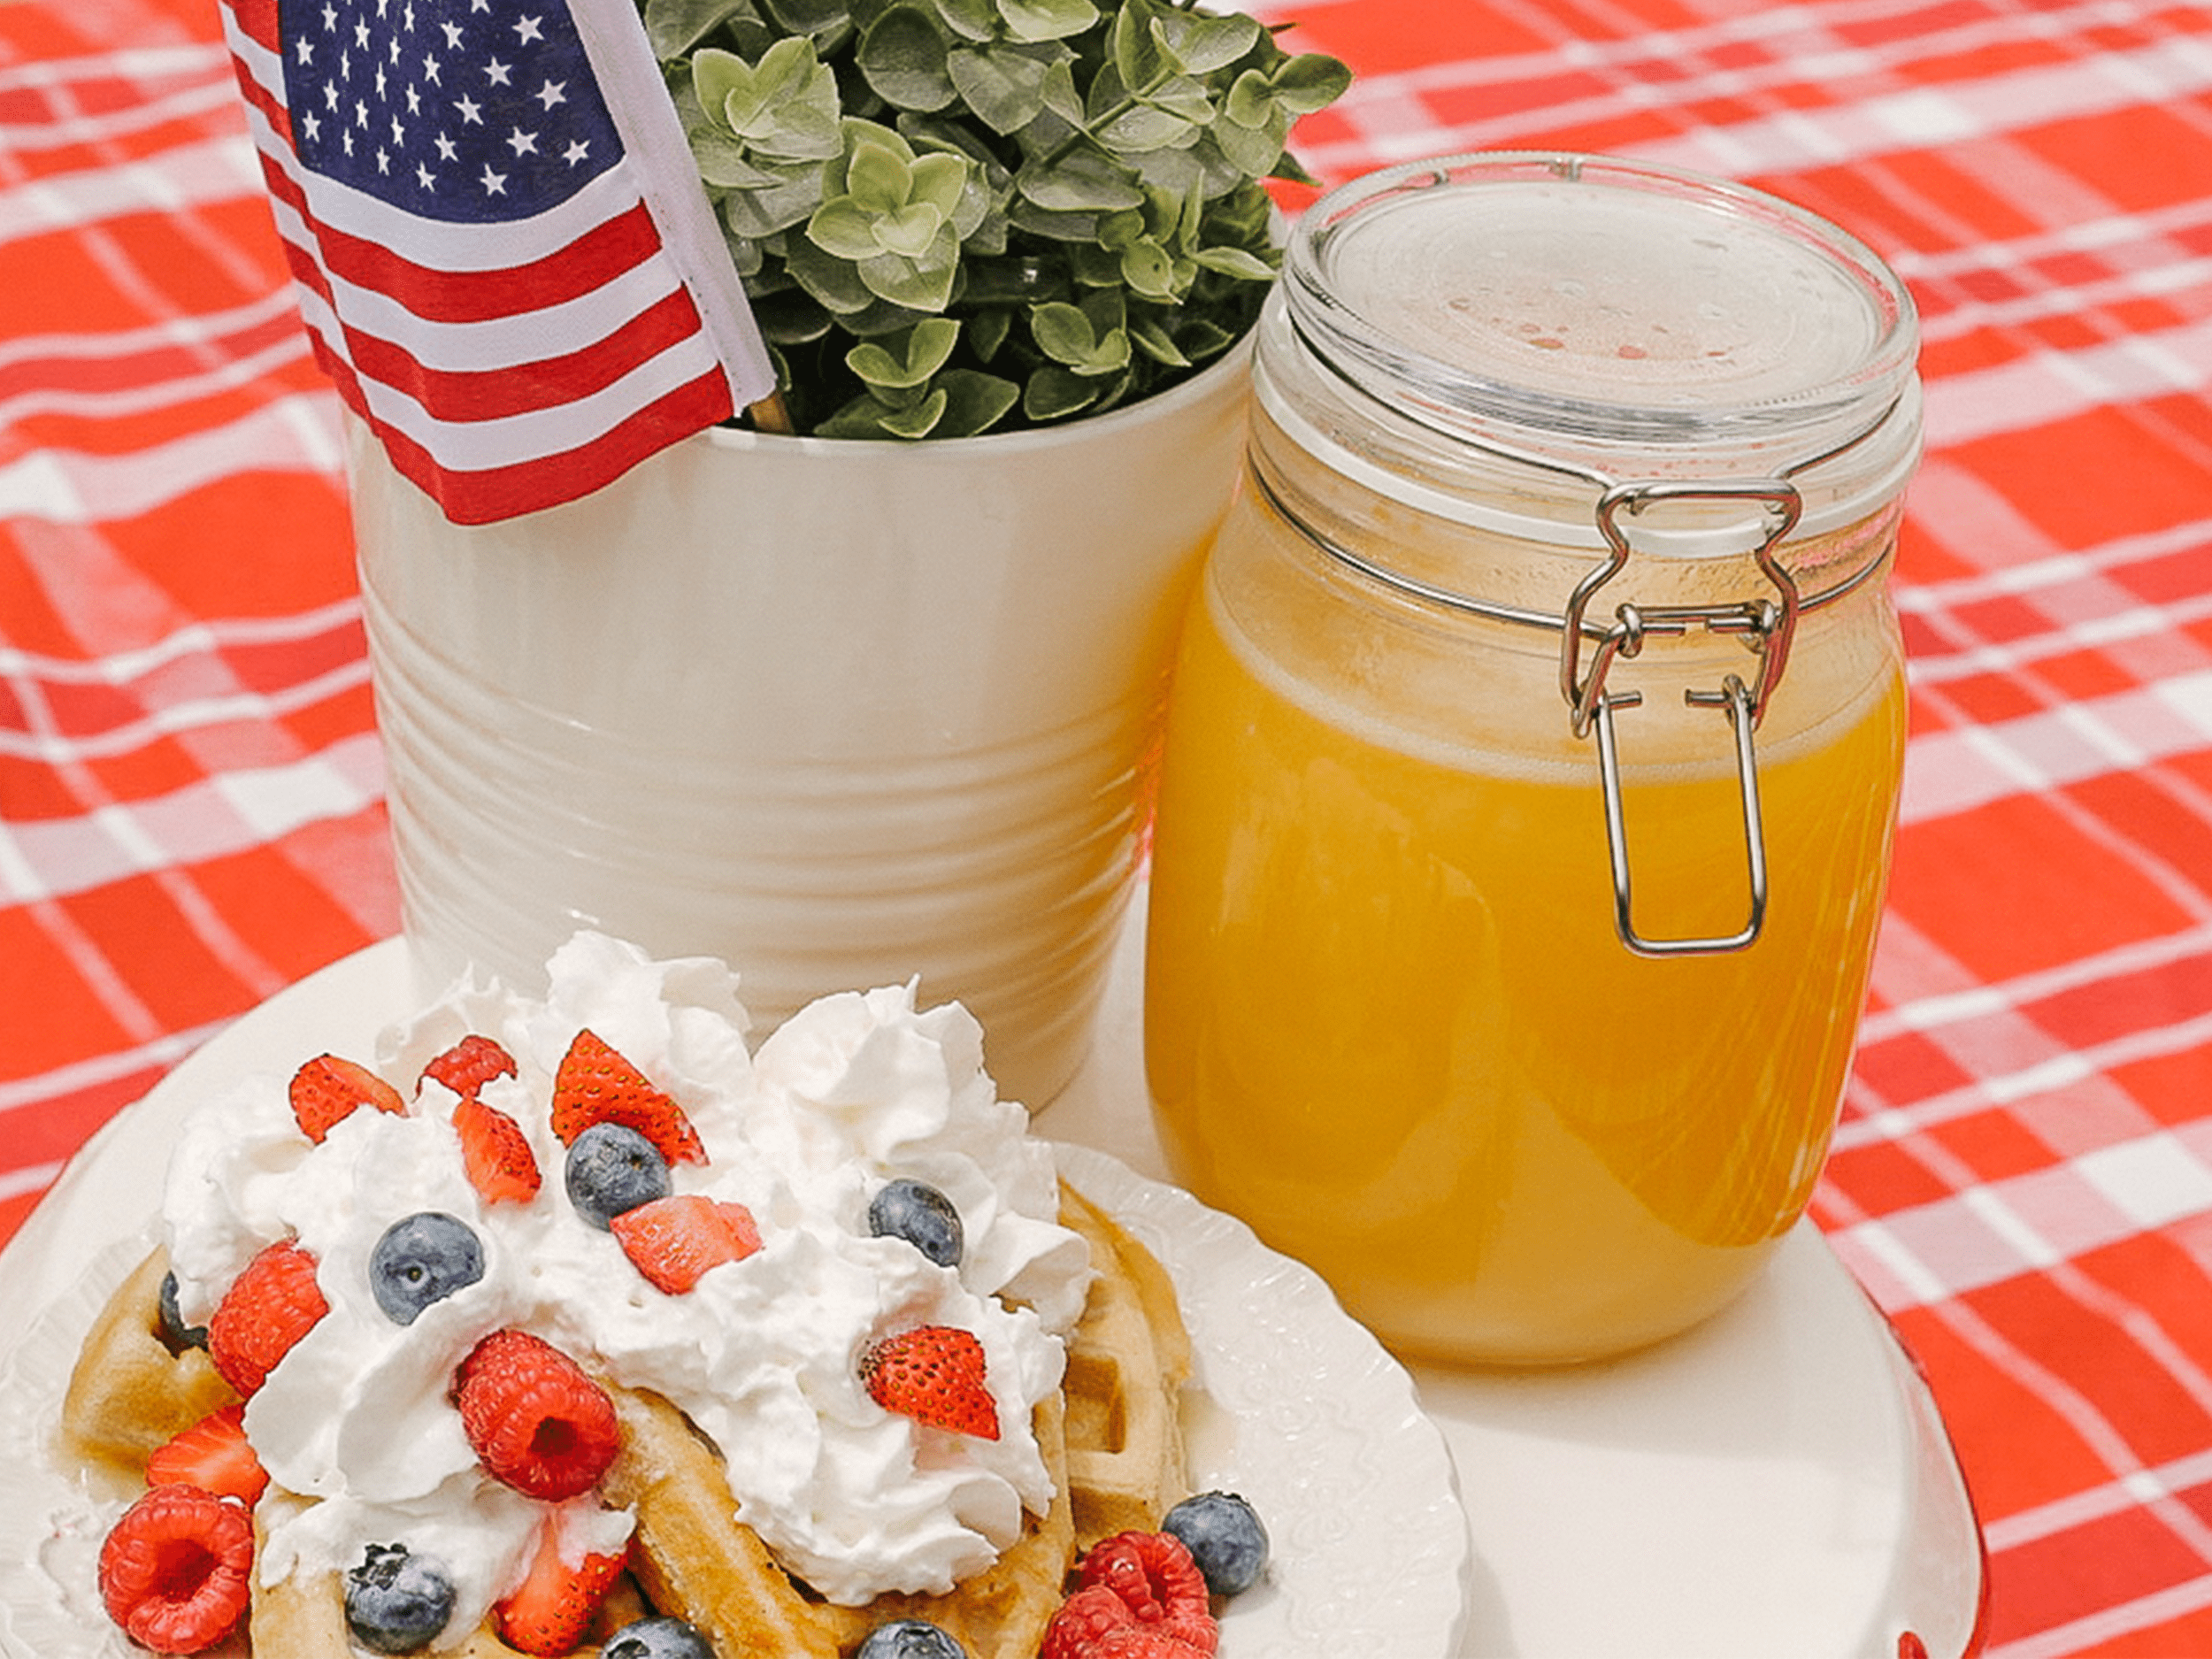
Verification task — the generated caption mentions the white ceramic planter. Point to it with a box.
[349,342,1251,1106]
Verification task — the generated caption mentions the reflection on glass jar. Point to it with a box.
[1144,153,1923,1365]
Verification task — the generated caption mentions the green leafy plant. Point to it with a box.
[643,0,1351,437]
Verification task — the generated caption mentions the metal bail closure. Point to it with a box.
[1562,480,1804,956]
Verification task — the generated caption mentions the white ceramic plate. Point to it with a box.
[0,979,1468,1659]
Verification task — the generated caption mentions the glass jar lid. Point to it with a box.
[1281,152,1919,482]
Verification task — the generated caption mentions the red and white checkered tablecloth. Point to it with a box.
[5,0,2211,1652]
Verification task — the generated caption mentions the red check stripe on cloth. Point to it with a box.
[0,0,396,1237]
[4,0,2211,1654]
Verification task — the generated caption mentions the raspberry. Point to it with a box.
[1041,1585,1134,1659]
[1080,1531,1217,1655]
[97,1485,255,1654]
[453,1329,619,1501]
[206,1239,328,1395]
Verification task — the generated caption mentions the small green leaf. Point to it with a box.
[858,229,962,310]
[1270,52,1354,116]
[1096,102,1197,153]
[1017,149,1145,211]
[948,44,1049,134]
[1150,10,1258,75]
[645,0,755,61]
[1191,244,1273,281]
[929,0,998,42]
[879,388,950,437]
[997,0,1097,44]
[846,316,961,388]
[764,0,854,35]
[1030,300,1095,363]
[858,6,957,112]
[785,236,879,314]
[719,163,827,235]
[1022,364,1101,421]
[807,196,887,259]
[933,368,1022,434]
[1118,239,1176,298]
[846,139,916,211]
[874,200,946,257]
[1128,314,1189,366]
[906,150,971,216]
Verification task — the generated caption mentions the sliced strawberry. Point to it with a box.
[493,1513,629,1656]
[146,1404,268,1507]
[609,1194,761,1294]
[206,1240,327,1395]
[420,1033,519,1101]
[453,1329,619,1502]
[859,1325,999,1441]
[549,1029,705,1166]
[288,1054,406,1144]
[97,1484,255,1654]
[455,1094,542,1206]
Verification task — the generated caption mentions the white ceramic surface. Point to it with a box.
[350,347,1251,1110]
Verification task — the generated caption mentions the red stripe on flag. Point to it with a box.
[362,368,735,524]
[313,203,663,324]
[336,286,711,423]
[224,0,281,58]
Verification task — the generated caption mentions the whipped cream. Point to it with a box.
[159,932,1094,1638]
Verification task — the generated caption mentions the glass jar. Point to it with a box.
[1143,153,1923,1365]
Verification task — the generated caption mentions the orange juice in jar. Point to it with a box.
[1144,154,1922,1365]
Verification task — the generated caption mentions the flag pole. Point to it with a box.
[748,389,795,434]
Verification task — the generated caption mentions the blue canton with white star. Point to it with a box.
[280,0,623,224]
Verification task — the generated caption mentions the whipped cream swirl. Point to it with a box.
[160,932,1093,1635]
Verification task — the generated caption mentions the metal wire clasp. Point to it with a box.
[1561,480,1803,956]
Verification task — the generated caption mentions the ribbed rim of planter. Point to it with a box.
[702,328,1256,459]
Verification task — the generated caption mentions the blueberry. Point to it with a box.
[1162,1490,1270,1596]
[565,1121,672,1229]
[344,1542,456,1653]
[856,1619,968,1659]
[867,1179,963,1269]
[369,1212,486,1325]
[602,1616,714,1659]
[157,1270,208,1353]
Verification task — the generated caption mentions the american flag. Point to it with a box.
[217,0,775,523]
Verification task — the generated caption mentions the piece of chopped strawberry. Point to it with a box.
[493,1512,630,1656]
[858,1325,1000,1441]
[453,1329,619,1502]
[206,1240,328,1395]
[97,1484,255,1654]
[455,1094,542,1206]
[145,1404,268,1508]
[609,1194,760,1294]
[549,1029,705,1166]
[288,1054,406,1144]
[1080,1531,1217,1655]
[421,1033,519,1101]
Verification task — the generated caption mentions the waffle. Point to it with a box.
[60,1242,239,1472]
[59,1183,1193,1658]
